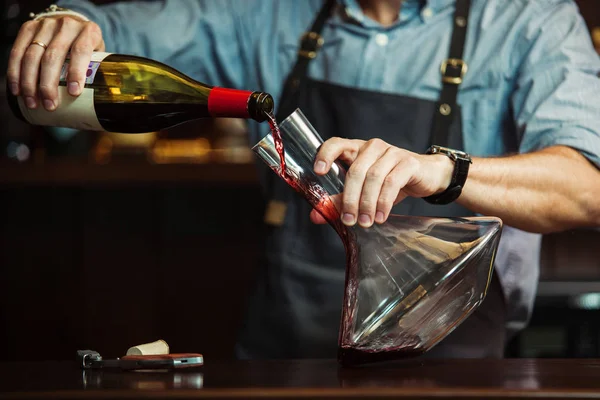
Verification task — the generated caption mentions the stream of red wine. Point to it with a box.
[266,113,292,186]
[265,113,342,222]
[265,112,422,366]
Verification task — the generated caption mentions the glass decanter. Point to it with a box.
[252,109,503,366]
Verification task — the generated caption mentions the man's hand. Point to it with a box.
[310,138,454,227]
[6,16,105,111]
[311,139,600,234]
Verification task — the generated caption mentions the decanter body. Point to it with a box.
[253,109,502,366]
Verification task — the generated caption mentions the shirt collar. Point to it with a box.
[423,0,456,13]
[338,0,455,27]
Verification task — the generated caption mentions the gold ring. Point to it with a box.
[30,40,48,50]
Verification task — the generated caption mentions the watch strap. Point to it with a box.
[423,148,470,205]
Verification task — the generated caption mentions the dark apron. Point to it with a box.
[236,0,505,359]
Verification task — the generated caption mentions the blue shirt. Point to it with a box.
[59,0,600,334]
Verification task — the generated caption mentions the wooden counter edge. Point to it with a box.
[2,387,600,400]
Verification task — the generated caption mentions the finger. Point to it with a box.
[38,17,87,109]
[342,139,389,226]
[376,157,419,223]
[66,21,105,97]
[20,18,58,108]
[360,147,404,227]
[314,137,363,175]
[7,20,39,96]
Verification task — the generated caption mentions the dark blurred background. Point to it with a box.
[0,0,599,362]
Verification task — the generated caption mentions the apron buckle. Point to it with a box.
[298,31,324,59]
[440,58,468,85]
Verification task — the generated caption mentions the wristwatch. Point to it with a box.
[423,145,472,205]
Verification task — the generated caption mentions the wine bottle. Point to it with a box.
[7,52,274,133]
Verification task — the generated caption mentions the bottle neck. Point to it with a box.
[247,92,274,122]
[207,87,253,119]
[207,88,274,122]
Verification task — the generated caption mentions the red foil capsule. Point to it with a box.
[207,87,252,119]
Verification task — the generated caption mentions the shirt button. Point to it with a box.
[422,7,433,18]
[375,33,389,46]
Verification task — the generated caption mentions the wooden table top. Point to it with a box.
[1,358,600,399]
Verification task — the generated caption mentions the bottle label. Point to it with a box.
[59,51,111,85]
[18,87,103,131]
[60,60,100,84]
[17,52,113,131]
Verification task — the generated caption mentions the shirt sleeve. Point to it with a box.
[56,0,254,89]
[511,0,600,167]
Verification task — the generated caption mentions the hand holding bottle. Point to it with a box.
[7,14,105,111]
[6,8,273,132]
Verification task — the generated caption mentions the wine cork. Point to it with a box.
[126,339,169,356]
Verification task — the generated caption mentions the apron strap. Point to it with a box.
[431,0,471,147]
[287,0,337,89]
[275,0,337,121]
